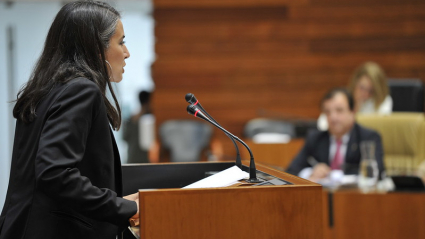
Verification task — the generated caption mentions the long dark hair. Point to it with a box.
[13,0,122,130]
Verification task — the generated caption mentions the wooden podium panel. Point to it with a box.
[332,191,425,239]
[139,185,321,239]
[124,162,322,239]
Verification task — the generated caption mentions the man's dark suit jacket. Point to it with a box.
[286,123,385,178]
[0,78,137,239]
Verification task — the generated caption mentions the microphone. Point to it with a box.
[185,93,242,169]
[187,104,261,183]
[185,93,198,105]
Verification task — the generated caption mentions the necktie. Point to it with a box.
[331,139,343,170]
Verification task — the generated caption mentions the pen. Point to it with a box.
[307,157,319,167]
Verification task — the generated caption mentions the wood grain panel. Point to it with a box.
[154,7,288,22]
[322,191,334,239]
[309,0,423,5]
[153,54,425,74]
[154,0,307,8]
[289,4,425,21]
[139,184,322,239]
[156,39,310,56]
[155,21,425,41]
[332,191,425,239]
[311,36,425,53]
[152,0,425,157]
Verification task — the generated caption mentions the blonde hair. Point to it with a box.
[348,62,389,110]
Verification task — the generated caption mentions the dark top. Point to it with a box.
[122,118,149,164]
[286,123,385,178]
[0,78,137,239]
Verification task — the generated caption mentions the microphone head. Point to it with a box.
[186,104,198,115]
[185,93,197,104]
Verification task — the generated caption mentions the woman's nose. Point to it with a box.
[124,46,130,59]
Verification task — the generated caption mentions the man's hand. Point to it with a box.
[309,163,331,182]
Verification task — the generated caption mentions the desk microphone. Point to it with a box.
[185,93,242,169]
[187,104,260,183]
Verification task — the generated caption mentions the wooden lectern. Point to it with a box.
[122,161,323,239]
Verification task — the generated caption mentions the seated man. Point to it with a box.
[287,88,385,182]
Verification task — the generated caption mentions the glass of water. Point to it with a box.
[358,141,379,193]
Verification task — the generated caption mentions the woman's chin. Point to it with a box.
[110,76,123,83]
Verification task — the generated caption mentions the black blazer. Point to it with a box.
[0,78,137,239]
[286,123,385,178]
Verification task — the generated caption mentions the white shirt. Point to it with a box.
[138,114,155,150]
[329,134,350,165]
[359,95,393,114]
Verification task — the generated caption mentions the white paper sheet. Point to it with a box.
[183,166,249,189]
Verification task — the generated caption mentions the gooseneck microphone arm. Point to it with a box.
[185,93,242,169]
[187,104,260,183]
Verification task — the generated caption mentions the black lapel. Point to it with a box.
[109,128,123,196]
[317,131,331,165]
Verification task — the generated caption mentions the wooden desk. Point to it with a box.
[323,190,425,239]
[241,138,305,170]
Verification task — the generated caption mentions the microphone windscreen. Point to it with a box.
[185,93,197,104]
[186,104,197,115]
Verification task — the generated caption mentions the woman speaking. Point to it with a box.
[0,1,139,238]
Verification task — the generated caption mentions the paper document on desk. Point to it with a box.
[317,170,359,189]
[183,166,249,189]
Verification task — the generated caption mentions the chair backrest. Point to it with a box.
[357,113,425,175]
[244,118,296,139]
[388,79,424,112]
[159,120,212,162]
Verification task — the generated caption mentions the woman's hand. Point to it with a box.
[124,193,139,219]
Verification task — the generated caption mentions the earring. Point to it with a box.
[105,60,113,80]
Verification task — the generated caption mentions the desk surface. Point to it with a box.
[241,139,304,170]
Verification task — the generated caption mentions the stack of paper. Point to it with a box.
[183,166,249,189]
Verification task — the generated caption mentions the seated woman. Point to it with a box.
[418,161,425,184]
[318,62,393,130]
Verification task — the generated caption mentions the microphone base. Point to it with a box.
[246,178,262,184]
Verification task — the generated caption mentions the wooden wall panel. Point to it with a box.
[154,0,308,8]
[152,0,425,157]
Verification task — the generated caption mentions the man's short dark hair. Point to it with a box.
[321,88,355,111]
